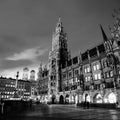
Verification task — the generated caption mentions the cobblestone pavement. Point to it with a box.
[1,104,120,120]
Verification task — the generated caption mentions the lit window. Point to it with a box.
[85,77,87,82]
[75,77,78,82]
[98,73,101,79]
[103,60,107,68]
[88,76,91,81]
[96,64,100,70]
[94,73,101,80]
[94,74,97,80]
[93,66,96,71]
[84,66,90,73]
[87,67,90,72]
[106,72,109,78]
[110,71,113,77]
[93,63,100,71]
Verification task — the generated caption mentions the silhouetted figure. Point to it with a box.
[86,101,89,109]
[0,99,4,115]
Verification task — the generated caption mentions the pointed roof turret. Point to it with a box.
[57,17,62,26]
[39,62,42,70]
[100,24,108,42]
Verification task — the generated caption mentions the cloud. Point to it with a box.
[6,47,48,61]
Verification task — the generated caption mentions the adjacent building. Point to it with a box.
[30,70,38,100]
[0,77,31,100]
[37,64,49,102]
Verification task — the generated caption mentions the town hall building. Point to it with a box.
[37,9,120,105]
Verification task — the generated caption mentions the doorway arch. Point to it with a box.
[85,94,90,102]
[59,95,64,104]
[65,94,69,104]
[51,94,56,104]
[104,92,117,103]
[93,93,102,103]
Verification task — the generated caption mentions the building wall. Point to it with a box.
[37,65,49,102]
[0,77,31,100]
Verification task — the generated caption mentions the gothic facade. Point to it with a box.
[38,9,120,105]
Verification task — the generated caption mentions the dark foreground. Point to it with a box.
[1,104,120,120]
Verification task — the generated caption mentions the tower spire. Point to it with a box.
[100,24,108,42]
[55,17,63,33]
[58,16,61,24]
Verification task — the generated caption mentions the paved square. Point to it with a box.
[1,104,120,120]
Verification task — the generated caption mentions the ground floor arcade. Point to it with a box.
[39,89,120,105]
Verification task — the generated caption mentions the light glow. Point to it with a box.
[108,93,117,103]
[86,95,90,102]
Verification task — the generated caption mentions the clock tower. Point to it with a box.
[48,18,69,103]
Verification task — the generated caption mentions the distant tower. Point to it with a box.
[30,70,35,81]
[37,63,43,81]
[48,17,69,102]
[22,67,29,80]
[37,63,43,95]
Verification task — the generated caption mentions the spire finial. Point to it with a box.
[57,16,62,26]
[39,62,43,70]
[58,16,61,23]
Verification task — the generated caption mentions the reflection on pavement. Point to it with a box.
[109,110,118,120]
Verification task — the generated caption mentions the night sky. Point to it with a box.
[0,0,120,79]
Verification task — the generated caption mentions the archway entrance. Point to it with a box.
[71,95,75,103]
[75,95,78,104]
[93,93,102,103]
[65,94,69,104]
[59,95,64,104]
[85,94,90,102]
[51,95,56,104]
[108,92,117,103]
[104,92,117,103]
